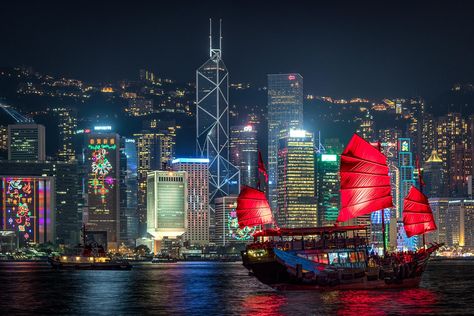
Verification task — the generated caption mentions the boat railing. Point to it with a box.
[248,237,367,252]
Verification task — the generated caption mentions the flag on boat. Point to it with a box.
[403,186,437,238]
[258,150,269,183]
[337,133,393,222]
[236,185,273,229]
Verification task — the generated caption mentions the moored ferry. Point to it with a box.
[49,225,132,270]
[238,133,442,290]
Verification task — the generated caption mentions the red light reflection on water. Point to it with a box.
[337,288,439,316]
[242,293,287,316]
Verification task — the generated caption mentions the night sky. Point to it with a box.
[1,0,473,98]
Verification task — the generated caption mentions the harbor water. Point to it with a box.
[1,260,473,315]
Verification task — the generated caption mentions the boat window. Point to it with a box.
[339,252,348,264]
[349,252,358,263]
[358,251,366,262]
[329,252,339,264]
[319,253,329,264]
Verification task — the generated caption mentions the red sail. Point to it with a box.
[403,186,437,238]
[337,134,393,222]
[236,186,273,229]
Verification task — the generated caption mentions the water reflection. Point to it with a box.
[242,293,287,316]
[336,288,439,315]
[0,261,470,315]
[240,286,439,315]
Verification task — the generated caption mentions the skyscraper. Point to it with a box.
[316,153,339,226]
[397,138,416,250]
[120,138,139,247]
[196,20,239,203]
[172,158,210,246]
[85,132,120,250]
[214,195,256,246]
[423,150,444,198]
[134,122,176,236]
[403,98,424,161]
[146,170,187,253]
[428,198,450,245]
[230,124,258,188]
[0,160,83,247]
[8,124,45,161]
[356,109,375,142]
[53,107,77,162]
[267,73,303,210]
[436,113,472,196]
[1,176,55,247]
[277,129,317,228]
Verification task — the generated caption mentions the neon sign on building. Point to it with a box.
[1,177,54,245]
[227,208,256,241]
[88,137,117,205]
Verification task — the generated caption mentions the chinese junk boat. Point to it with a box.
[49,226,131,270]
[240,135,441,290]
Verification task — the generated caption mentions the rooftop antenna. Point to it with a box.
[219,18,222,56]
[209,18,212,58]
[209,18,222,59]
[316,131,326,154]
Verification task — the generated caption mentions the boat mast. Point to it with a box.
[378,140,387,256]
[416,156,426,248]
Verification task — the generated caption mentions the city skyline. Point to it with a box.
[1,2,474,315]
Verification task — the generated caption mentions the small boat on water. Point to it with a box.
[49,225,132,270]
[239,134,442,290]
[49,255,132,270]
[151,256,178,263]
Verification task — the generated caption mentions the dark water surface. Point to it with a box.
[1,260,473,315]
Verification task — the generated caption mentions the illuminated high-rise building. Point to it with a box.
[0,160,83,247]
[356,109,375,142]
[428,198,450,245]
[403,98,424,161]
[423,150,444,198]
[52,108,77,162]
[230,124,258,188]
[277,129,317,228]
[8,124,45,161]
[134,122,176,236]
[120,138,139,246]
[85,132,120,249]
[397,138,416,250]
[267,73,303,210]
[439,199,474,247]
[436,113,472,196]
[214,195,256,246]
[196,20,239,204]
[422,113,436,162]
[1,176,55,247]
[146,170,187,254]
[172,158,209,246]
[316,153,339,226]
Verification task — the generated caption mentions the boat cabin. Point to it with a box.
[247,225,369,269]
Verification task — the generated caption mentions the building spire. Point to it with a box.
[209,18,222,59]
[219,18,222,56]
[209,18,212,58]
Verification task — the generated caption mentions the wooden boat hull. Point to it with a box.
[242,247,436,291]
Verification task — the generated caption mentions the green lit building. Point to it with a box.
[147,170,187,254]
[316,153,340,226]
[277,130,317,228]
